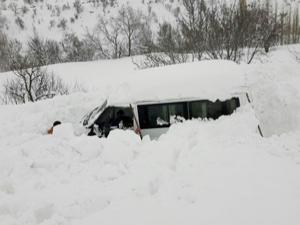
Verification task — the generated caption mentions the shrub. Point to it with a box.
[2,55,68,104]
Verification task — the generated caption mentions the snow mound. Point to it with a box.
[244,44,300,136]
[127,60,245,103]
[1,103,300,225]
[1,45,300,225]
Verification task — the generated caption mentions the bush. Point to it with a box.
[2,55,68,104]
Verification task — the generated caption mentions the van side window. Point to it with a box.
[138,104,169,129]
[137,97,240,129]
[169,103,188,124]
[207,100,223,120]
[223,97,240,115]
[207,98,240,120]
[189,101,208,119]
[138,102,188,129]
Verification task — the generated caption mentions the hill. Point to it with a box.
[0,0,299,43]
[0,0,179,42]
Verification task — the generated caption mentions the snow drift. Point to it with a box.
[1,45,300,225]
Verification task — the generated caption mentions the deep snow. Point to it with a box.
[0,45,300,225]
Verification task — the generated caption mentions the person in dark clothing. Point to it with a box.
[111,110,125,128]
[111,109,133,129]
[47,121,62,134]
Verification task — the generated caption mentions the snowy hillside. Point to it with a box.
[0,44,300,225]
[0,0,179,42]
[0,0,299,43]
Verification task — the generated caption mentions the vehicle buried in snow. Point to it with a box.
[81,60,249,139]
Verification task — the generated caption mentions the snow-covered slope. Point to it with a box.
[0,0,180,42]
[1,0,298,43]
[0,45,300,225]
[244,44,300,136]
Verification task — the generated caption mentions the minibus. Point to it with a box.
[81,95,246,139]
[81,60,250,139]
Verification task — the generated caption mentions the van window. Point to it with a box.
[189,100,208,119]
[169,102,188,124]
[138,104,169,129]
[138,97,240,129]
[112,107,134,128]
[138,102,188,129]
[207,100,223,120]
[95,107,114,126]
[207,98,240,120]
[223,97,240,115]
[92,106,133,137]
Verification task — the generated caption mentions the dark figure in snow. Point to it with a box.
[111,110,133,129]
[111,110,125,128]
[47,121,61,134]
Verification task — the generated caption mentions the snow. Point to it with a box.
[0,105,300,225]
[0,0,179,43]
[244,44,300,136]
[0,45,300,225]
[128,60,245,103]
[2,0,298,46]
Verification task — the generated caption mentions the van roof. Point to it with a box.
[107,60,246,106]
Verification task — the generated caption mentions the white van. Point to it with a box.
[82,95,246,139]
[81,60,250,139]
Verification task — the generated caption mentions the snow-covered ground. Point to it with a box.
[0,45,300,225]
[244,45,300,136]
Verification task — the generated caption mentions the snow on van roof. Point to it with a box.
[108,60,246,105]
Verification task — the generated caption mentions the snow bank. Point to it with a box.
[0,104,300,225]
[127,60,245,103]
[1,45,300,225]
[244,44,300,136]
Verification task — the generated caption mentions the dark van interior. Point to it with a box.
[88,106,133,137]
[137,97,240,129]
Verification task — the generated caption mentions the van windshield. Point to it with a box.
[82,100,108,127]
[92,106,134,137]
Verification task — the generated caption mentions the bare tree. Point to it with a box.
[135,20,155,54]
[203,0,279,63]
[84,29,110,59]
[2,55,68,104]
[204,3,241,61]
[0,32,9,71]
[44,39,62,64]
[27,34,47,65]
[238,2,278,63]
[134,22,188,69]
[116,5,144,56]
[180,0,207,60]
[97,17,124,58]
[156,22,188,63]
